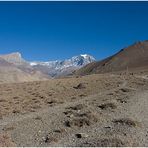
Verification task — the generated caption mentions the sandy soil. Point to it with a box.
[0,73,148,146]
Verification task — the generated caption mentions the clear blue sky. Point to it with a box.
[0,1,148,61]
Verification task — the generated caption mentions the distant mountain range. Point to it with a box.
[1,40,148,83]
[0,52,95,82]
[30,54,95,77]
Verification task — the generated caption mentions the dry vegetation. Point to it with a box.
[0,74,122,117]
[0,72,148,146]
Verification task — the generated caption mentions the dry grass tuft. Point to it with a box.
[66,104,85,110]
[73,83,86,89]
[98,103,117,110]
[64,118,90,127]
[113,118,139,127]
[43,135,58,143]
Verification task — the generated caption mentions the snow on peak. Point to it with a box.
[30,62,38,66]
[80,54,88,58]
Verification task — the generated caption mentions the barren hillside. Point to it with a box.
[0,53,49,83]
[75,41,148,75]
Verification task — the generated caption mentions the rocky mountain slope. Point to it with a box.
[75,41,148,75]
[0,53,49,83]
[0,52,27,65]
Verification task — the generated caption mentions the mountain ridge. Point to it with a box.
[29,54,95,77]
[0,52,27,65]
[0,52,96,80]
[75,40,148,75]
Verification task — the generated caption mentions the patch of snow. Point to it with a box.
[80,54,88,58]
[30,62,38,66]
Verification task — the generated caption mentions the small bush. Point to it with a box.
[98,103,117,110]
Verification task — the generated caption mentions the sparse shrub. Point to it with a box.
[120,87,135,92]
[113,118,139,127]
[66,104,85,110]
[12,109,20,114]
[71,96,76,100]
[79,94,87,97]
[43,135,58,143]
[64,112,97,128]
[98,103,117,110]
[75,133,88,138]
[73,83,86,89]
[46,100,57,104]
[0,99,6,102]
[64,118,90,127]
[34,116,42,120]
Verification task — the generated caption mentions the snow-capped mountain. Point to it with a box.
[30,54,95,67]
[30,54,95,77]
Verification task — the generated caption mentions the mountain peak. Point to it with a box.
[0,52,26,65]
[0,52,22,59]
[10,52,22,57]
[80,54,88,58]
[71,54,95,66]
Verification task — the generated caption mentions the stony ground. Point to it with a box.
[1,73,148,146]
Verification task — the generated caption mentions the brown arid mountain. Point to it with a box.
[0,52,49,83]
[0,57,14,67]
[0,52,26,65]
[75,40,148,75]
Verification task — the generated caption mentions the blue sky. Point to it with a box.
[0,1,148,61]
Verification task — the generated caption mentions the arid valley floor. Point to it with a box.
[1,71,148,146]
